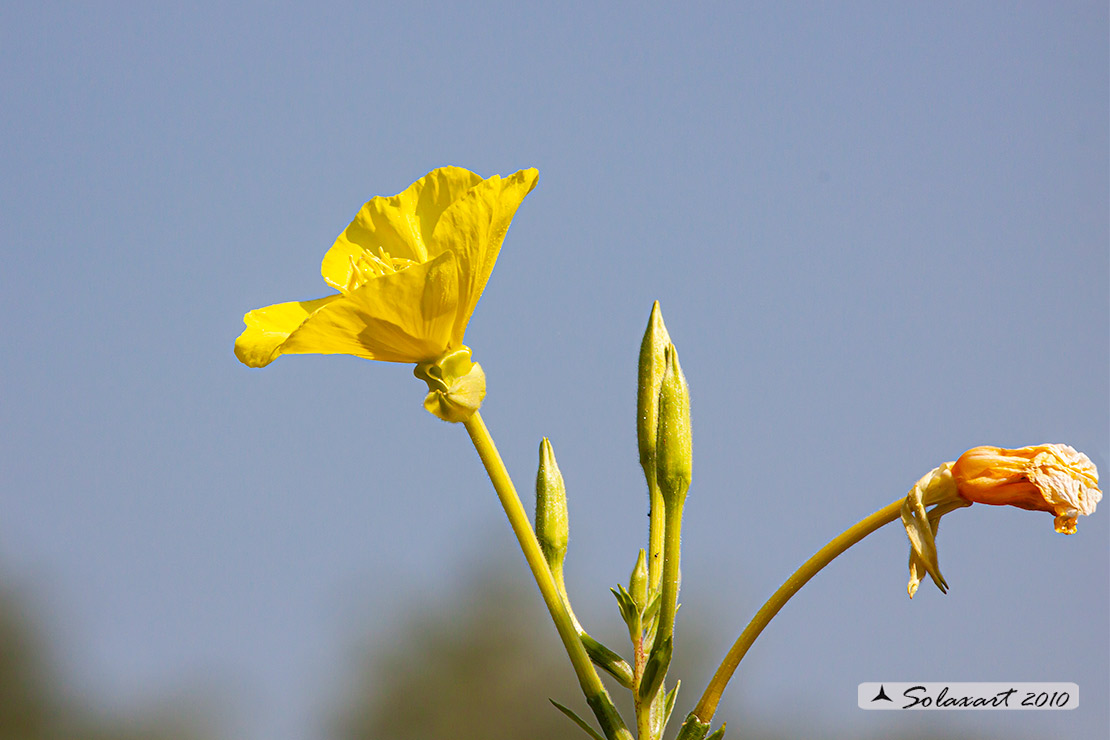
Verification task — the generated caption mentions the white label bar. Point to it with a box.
[858,683,1078,710]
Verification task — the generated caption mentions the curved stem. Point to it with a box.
[691,497,905,722]
[463,412,632,740]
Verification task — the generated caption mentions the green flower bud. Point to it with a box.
[655,344,692,508]
[535,437,569,568]
[629,548,648,609]
[637,301,672,474]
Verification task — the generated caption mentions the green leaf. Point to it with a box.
[643,591,662,623]
[674,712,711,740]
[663,680,681,728]
[550,699,605,740]
[581,633,634,689]
[705,723,727,740]
[637,635,673,703]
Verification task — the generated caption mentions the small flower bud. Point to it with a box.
[629,548,648,610]
[638,301,672,474]
[535,438,569,568]
[951,444,1101,534]
[655,343,692,508]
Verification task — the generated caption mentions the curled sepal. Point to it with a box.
[413,346,486,422]
[550,700,606,740]
[899,463,968,597]
[705,724,727,740]
[674,712,711,740]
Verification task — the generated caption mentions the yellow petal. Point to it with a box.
[320,166,485,291]
[234,295,344,368]
[432,168,539,343]
[283,251,460,363]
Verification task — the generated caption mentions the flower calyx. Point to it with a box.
[900,463,969,598]
[413,346,486,423]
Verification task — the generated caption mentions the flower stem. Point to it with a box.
[652,498,684,655]
[645,472,666,598]
[463,412,632,740]
[691,497,905,723]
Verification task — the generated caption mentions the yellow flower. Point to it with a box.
[234,166,538,368]
[951,444,1101,534]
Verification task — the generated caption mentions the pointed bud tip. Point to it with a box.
[630,548,648,607]
[638,302,673,473]
[535,437,569,561]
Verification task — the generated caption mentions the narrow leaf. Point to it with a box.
[706,723,727,740]
[550,699,605,740]
[663,680,681,727]
[581,633,634,688]
[674,712,711,740]
[643,591,662,622]
[638,635,673,703]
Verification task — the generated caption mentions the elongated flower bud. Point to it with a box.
[629,548,648,610]
[655,343,692,508]
[638,302,672,474]
[535,438,569,568]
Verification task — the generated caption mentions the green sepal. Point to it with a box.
[674,712,711,740]
[705,724,727,740]
[586,693,631,740]
[550,699,605,740]
[581,633,634,689]
[637,635,673,703]
[663,680,681,728]
[610,585,637,627]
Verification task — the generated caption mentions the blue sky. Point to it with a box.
[1,2,1106,739]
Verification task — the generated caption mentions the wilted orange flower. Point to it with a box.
[951,444,1101,534]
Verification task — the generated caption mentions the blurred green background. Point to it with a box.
[3,565,997,740]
